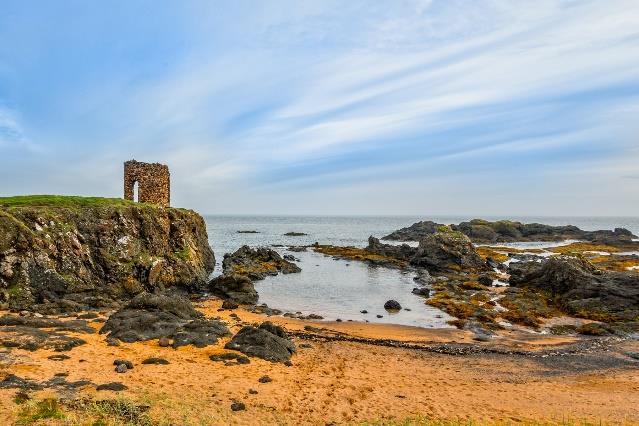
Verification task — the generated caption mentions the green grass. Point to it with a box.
[16,398,65,425]
[0,195,145,208]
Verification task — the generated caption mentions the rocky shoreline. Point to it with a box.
[1,197,638,424]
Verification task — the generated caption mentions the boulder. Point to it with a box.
[99,292,230,348]
[410,229,486,272]
[225,321,296,363]
[384,300,402,310]
[209,274,258,305]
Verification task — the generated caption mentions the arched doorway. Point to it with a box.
[133,181,139,202]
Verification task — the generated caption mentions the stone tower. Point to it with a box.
[123,160,170,207]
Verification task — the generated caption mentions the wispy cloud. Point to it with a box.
[0,0,638,214]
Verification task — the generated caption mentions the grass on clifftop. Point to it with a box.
[0,195,156,209]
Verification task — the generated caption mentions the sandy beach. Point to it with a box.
[1,299,638,425]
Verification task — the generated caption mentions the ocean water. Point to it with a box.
[204,215,639,328]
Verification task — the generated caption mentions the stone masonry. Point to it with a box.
[123,160,170,207]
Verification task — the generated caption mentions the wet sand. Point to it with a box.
[1,300,638,425]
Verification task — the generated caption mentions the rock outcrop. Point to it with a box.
[0,196,215,313]
[383,218,637,245]
[411,229,487,272]
[509,256,639,321]
[209,246,301,305]
[221,246,301,280]
[100,292,230,348]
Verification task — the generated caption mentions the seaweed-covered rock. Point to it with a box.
[411,229,486,272]
[222,246,301,280]
[0,196,215,314]
[100,292,230,348]
[225,321,296,362]
[509,256,639,321]
[208,274,258,305]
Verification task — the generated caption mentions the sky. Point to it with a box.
[1,0,638,216]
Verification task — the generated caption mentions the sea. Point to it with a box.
[203,215,639,328]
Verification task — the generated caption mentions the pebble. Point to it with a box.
[158,337,171,347]
[231,401,246,412]
[114,364,128,373]
[258,375,272,383]
[113,359,134,369]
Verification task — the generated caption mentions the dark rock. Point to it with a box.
[158,336,171,347]
[237,230,259,234]
[412,287,430,297]
[77,312,99,319]
[113,360,134,370]
[367,237,416,262]
[382,221,442,241]
[209,274,258,305]
[625,352,639,360]
[96,382,128,391]
[284,360,293,367]
[258,375,272,383]
[115,364,128,373]
[384,218,638,246]
[336,319,342,322]
[222,300,239,310]
[376,315,383,318]
[106,337,120,347]
[384,300,402,311]
[299,343,313,349]
[477,275,493,287]
[413,270,433,286]
[248,389,258,394]
[141,357,170,365]
[221,246,301,281]
[100,292,230,348]
[0,325,87,352]
[411,229,486,272]
[509,256,639,321]
[231,401,246,411]
[360,310,368,314]
[284,232,307,236]
[225,322,296,363]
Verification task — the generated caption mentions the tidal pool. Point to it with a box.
[254,249,453,328]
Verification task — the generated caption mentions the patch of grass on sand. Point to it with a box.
[15,396,151,426]
[16,398,65,425]
[313,245,408,268]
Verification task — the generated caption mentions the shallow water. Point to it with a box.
[255,250,454,328]
[204,215,639,327]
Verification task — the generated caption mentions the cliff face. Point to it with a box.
[0,196,215,313]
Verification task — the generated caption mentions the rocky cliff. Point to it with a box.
[0,196,215,313]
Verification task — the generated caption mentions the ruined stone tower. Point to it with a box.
[123,160,170,207]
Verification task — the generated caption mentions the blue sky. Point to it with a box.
[1,0,638,216]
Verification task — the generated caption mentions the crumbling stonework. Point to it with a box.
[124,160,170,207]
